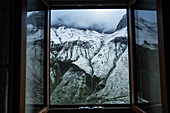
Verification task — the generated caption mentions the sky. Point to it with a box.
[27,11,39,17]
[51,9,126,32]
[134,10,157,23]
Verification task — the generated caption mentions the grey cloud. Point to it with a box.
[51,9,126,33]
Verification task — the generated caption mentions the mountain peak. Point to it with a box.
[116,14,127,31]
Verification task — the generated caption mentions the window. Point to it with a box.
[1,0,168,113]
[26,10,46,113]
[133,3,162,113]
[50,9,130,106]
[25,0,48,112]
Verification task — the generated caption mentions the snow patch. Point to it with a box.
[72,56,92,75]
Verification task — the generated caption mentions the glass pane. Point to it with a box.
[50,9,130,105]
[134,10,162,113]
[25,10,45,113]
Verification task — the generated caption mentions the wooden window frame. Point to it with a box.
[19,0,50,113]
[128,0,169,113]
[18,0,168,113]
[49,7,133,111]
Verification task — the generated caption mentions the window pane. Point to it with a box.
[25,10,45,113]
[134,10,162,113]
[50,9,130,105]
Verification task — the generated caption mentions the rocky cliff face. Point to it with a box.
[116,14,127,31]
[135,17,158,50]
[26,12,44,104]
[50,14,130,104]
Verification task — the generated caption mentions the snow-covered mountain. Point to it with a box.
[50,14,130,104]
[26,27,44,104]
[26,11,45,104]
[135,18,158,50]
[25,12,158,105]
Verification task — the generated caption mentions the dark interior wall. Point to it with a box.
[0,0,11,113]
[0,0,26,113]
[160,0,170,110]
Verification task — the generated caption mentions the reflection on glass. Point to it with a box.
[134,10,162,113]
[25,11,45,113]
[50,9,130,105]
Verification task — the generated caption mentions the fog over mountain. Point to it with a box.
[51,9,126,33]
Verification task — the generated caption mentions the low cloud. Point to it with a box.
[51,9,126,33]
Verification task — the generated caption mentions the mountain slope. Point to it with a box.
[50,23,130,104]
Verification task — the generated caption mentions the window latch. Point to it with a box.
[78,107,90,109]
[79,106,104,109]
[92,106,104,109]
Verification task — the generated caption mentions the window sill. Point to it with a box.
[48,107,135,113]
